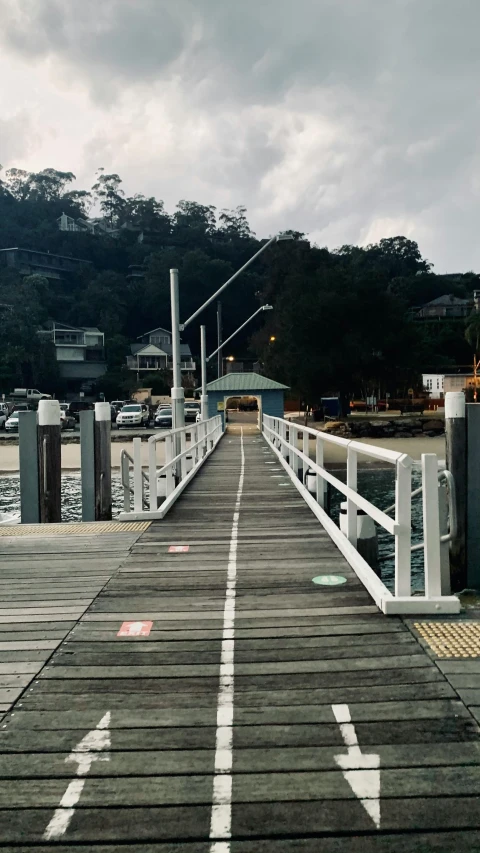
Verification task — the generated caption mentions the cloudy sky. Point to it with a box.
[0,0,479,271]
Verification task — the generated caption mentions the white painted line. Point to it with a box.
[209,428,245,851]
[43,711,111,840]
[332,703,380,828]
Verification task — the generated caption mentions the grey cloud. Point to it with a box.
[2,0,480,269]
[0,112,35,164]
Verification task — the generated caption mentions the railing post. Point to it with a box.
[165,434,175,495]
[121,452,130,513]
[316,434,324,508]
[395,454,412,597]
[346,446,357,547]
[291,425,299,476]
[422,453,442,598]
[180,430,187,479]
[133,437,143,512]
[279,420,285,458]
[148,439,158,511]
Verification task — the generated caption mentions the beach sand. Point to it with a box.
[0,434,445,472]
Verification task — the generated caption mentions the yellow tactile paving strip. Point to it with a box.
[414,621,480,658]
[0,521,151,536]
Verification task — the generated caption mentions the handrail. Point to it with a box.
[119,415,223,520]
[120,448,149,512]
[262,414,459,615]
[381,469,457,559]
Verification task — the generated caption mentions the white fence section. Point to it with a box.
[263,414,459,615]
[118,415,223,520]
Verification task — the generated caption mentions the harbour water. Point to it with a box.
[0,467,424,591]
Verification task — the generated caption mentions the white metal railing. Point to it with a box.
[263,414,459,615]
[120,448,150,512]
[118,415,223,520]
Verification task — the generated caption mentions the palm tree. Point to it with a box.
[465,313,480,353]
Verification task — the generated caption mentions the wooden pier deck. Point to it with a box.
[1,431,480,850]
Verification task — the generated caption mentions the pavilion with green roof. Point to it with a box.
[204,372,288,427]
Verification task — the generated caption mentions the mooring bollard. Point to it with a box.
[37,399,61,524]
[94,402,112,521]
[339,501,379,573]
[445,391,466,590]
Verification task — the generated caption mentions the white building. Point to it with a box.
[127,327,196,374]
[422,373,445,398]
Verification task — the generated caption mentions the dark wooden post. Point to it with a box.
[80,409,95,522]
[445,391,467,591]
[94,402,112,521]
[18,410,40,523]
[467,403,480,589]
[37,400,61,524]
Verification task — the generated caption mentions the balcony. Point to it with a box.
[127,357,196,372]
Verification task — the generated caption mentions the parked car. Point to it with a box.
[111,400,129,413]
[0,410,7,429]
[68,400,94,422]
[59,404,76,431]
[5,406,29,432]
[116,403,150,429]
[154,406,173,429]
[184,401,201,422]
[11,388,51,402]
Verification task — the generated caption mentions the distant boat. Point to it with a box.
[0,512,21,525]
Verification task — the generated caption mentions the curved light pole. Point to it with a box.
[170,232,292,428]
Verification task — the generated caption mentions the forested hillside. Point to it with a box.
[0,166,477,403]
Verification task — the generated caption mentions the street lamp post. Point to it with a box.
[200,324,208,420]
[207,305,273,363]
[170,268,185,431]
[170,233,291,428]
[182,234,292,330]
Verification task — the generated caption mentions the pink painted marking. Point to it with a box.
[117,620,153,637]
[168,545,190,553]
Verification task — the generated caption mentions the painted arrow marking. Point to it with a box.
[43,711,111,840]
[332,703,380,829]
[117,620,153,637]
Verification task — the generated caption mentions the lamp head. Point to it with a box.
[262,304,274,311]
[275,234,294,242]
[226,355,235,362]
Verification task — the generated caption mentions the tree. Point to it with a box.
[91,170,125,222]
[218,206,254,240]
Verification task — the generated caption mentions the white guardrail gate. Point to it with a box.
[263,414,459,615]
[119,415,223,520]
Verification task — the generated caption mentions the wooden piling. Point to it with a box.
[94,402,112,521]
[37,399,61,524]
[445,391,467,591]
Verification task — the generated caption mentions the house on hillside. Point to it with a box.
[0,247,91,280]
[38,322,107,392]
[414,292,479,320]
[126,327,196,375]
[57,212,122,236]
